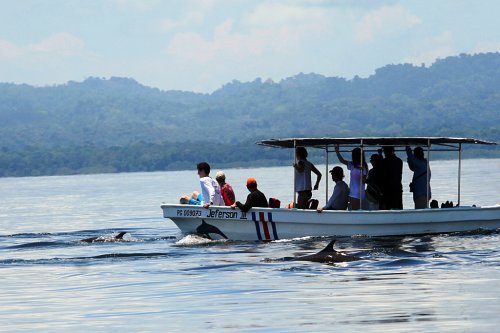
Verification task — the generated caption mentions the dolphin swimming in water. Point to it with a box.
[292,240,361,263]
[80,232,127,243]
[196,220,228,239]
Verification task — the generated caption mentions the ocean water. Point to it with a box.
[0,159,499,332]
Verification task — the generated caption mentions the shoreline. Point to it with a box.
[1,156,499,179]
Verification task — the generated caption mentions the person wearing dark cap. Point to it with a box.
[381,146,403,210]
[231,177,268,213]
[317,166,349,212]
[406,146,431,209]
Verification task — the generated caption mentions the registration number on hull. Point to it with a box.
[176,208,244,220]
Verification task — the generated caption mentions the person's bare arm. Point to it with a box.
[335,145,348,165]
[311,164,322,190]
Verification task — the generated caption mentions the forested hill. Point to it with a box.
[1,52,499,176]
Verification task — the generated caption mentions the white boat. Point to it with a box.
[161,137,499,241]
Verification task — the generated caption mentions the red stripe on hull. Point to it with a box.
[259,212,271,240]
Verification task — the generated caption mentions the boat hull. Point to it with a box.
[161,204,500,241]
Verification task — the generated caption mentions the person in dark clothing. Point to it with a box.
[365,154,384,210]
[406,146,431,209]
[230,177,268,213]
[381,146,403,210]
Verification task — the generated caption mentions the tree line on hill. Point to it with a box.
[0,141,495,178]
[0,52,499,177]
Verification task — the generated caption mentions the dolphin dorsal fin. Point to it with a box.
[319,240,337,253]
[115,232,127,240]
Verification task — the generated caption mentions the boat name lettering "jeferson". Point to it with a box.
[206,209,238,219]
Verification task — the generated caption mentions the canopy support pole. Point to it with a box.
[360,139,364,210]
[293,140,297,207]
[427,139,431,208]
[458,143,462,206]
[325,145,329,204]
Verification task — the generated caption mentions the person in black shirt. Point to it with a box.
[231,177,268,213]
[381,146,403,210]
[366,154,384,210]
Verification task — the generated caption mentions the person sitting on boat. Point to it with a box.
[191,191,203,205]
[406,146,431,209]
[215,171,236,206]
[317,166,349,212]
[381,146,403,210]
[179,191,203,205]
[335,145,368,210]
[293,147,322,209]
[230,177,268,213]
[197,162,223,208]
[365,154,384,210]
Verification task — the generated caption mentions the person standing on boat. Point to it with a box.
[365,154,384,210]
[231,177,268,213]
[215,171,236,206]
[196,162,223,208]
[294,147,322,209]
[406,146,431,209]
[335,145,367,210]
[317,166,349,212]
[381,146,403,210]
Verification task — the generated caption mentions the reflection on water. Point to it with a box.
[0,159,499,332]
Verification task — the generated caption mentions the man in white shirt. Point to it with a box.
[197,162,223,208]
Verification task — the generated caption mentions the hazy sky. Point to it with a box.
[1,0,499,92]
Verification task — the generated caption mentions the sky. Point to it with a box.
[1,0,499,93]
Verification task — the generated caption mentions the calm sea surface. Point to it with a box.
[0,159,499,332]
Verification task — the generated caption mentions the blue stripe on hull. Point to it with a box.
[252,212,262,240]
[268,212,279,240]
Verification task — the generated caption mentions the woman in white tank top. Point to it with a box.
[294,147,322,209]
[335,145,368,210]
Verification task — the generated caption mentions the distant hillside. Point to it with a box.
[0,52,499,176]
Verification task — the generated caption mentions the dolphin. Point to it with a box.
[80,232,127,243]
[196,220,228,240]
[292,240,361,263]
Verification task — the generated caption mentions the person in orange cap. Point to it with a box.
[231,177,268,213]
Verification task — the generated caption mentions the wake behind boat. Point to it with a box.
[161,137,499,241]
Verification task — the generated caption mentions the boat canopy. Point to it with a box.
[257,137,496,150]
[258,136,496,206]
